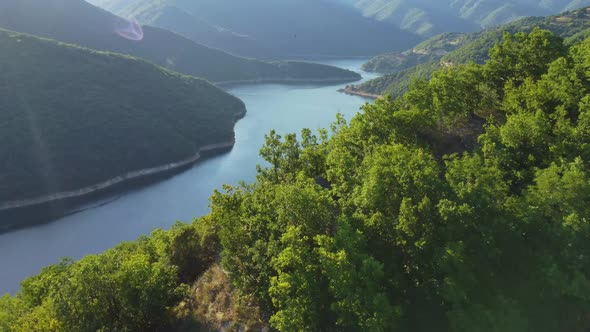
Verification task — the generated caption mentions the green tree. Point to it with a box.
[316,222,398,331]
[484,28,567,89]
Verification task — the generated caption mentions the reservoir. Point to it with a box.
[0,59,378,295]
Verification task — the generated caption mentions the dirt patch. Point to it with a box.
[173,265,268,332]
[555,16,572,23]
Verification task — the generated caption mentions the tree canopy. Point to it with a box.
[208,28,590,331]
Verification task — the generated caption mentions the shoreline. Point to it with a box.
[337,87,381,99]
[215,76,361,86]
[0,74,364,224]
[0,108,247,214]
[0,141,236,212]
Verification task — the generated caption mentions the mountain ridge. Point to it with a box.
[0,0,360,83]
[87,0,422,58]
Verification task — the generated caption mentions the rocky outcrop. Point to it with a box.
[337,86,381,99]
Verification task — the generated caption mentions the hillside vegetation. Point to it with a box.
[87,0,421,58]
[3,28,590,331]
[0,0,360,83]
[0,28,245,204]
[361,32,468,73]
[354,6,590,97]
[350,0,590,36]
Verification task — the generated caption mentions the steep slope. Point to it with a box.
[350,6,590,97]
[87,0,422,57]
[349,0,590,36]
[0,28,246,209]
[0,0,360,83]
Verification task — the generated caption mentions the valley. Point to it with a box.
[0,58,378,295]
[3,1,590,331]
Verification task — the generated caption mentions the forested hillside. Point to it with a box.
[0,29,245,205]
[3,28,590,331]
[349,0,590,36]
[0,0,360,83]
[87,0,421,58]
[361,32,469,73]
[353,6,590,97]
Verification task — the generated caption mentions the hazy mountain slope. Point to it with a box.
[350,0,590,36]
[138,5,274,58]
[350,6,590,97]
[90,0,590,57]
[352,0,479,35]
[90,0,272,58]
[0,0,360,83]
[0,28,246,204]
[88,0,422,57]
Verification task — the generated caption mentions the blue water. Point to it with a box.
[0,59,378,295]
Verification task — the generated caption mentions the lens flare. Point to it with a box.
[115,18,144,41]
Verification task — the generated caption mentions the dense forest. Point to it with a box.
[0,0,360,83]
[0,28,245,203]
[354,6,590,97]
[3,28,590,331]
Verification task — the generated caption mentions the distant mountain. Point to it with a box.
[88,1,275,58]
[0,0,360,83]
[132,5,274,58]
[87,0,422,58]
[347,6,590,97]
[0,28,245,210]
[346,0,590,36]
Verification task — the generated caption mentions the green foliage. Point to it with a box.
[0,221,216,331]
[484,28,567,88]
[0,296,26,331]
[208,30,590,331]
[316,223,398,331]
[357,6,590,97]
[0,29,245,203]
[5,29,590,332]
